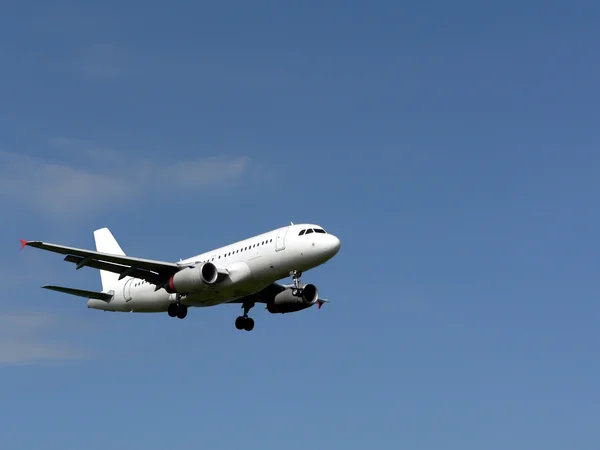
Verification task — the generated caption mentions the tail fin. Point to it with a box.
[93,227,125,291]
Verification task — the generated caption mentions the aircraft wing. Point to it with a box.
[21,239,179,285]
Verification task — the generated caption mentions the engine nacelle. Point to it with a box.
[165,262,219,294]
[267,283,319,314]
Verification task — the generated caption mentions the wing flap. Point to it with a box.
[42,285,113,301]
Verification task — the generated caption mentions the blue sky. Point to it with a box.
[1,0,599,448]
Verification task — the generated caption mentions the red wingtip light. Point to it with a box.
[19,239,28,250]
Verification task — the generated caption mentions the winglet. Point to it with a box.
[19,239,28,250]
[317,299,329,309]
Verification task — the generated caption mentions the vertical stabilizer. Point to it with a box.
[93,227,125,291]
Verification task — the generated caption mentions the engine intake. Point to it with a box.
[165,262,219,294]
[267,283,319,314]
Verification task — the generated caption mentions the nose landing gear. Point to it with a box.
[290,270,303,296]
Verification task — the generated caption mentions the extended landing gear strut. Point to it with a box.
[235,302,255,331]
[168,296,188,319]
[290,270,303,296]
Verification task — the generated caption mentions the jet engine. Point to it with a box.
[164,262,219,294]
[266,283,319,314]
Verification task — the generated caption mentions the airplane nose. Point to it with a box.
[327,234,341,255]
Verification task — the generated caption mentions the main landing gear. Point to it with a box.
[235,302,255,331]
[168,302,188,319]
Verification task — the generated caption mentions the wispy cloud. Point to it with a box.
[0,138,251,220]
[0,312,86,365]
[79,44,128,79]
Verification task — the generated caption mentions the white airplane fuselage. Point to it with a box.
[87,223,341,313]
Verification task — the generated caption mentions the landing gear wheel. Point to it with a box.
[244,317,254,331]
[235,316,245,330]
[234,302,256,331]
[168,303,187,319]
[176,305,188,319]
[234,316,255,331]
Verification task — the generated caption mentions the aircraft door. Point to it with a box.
[123,278,133,302]
[275,226,289,251]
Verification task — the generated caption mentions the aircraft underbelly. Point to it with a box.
[184,279,266,307]
[130,296,171,312]
[105,288,171,312]
[183,261,258,307]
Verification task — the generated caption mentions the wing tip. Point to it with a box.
[19,239,28,250]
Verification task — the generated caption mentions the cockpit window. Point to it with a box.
[300,228,327,235]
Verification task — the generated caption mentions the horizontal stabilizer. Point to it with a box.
[42,285,113,301]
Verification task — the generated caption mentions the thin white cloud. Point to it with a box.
[0,151,130,218]
[165,156,250,188]
[0,312,86,365]
[0,139,251,220]
[79,44,128,79]
[49,136,89,148]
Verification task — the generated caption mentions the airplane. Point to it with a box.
[20,222,341,331]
